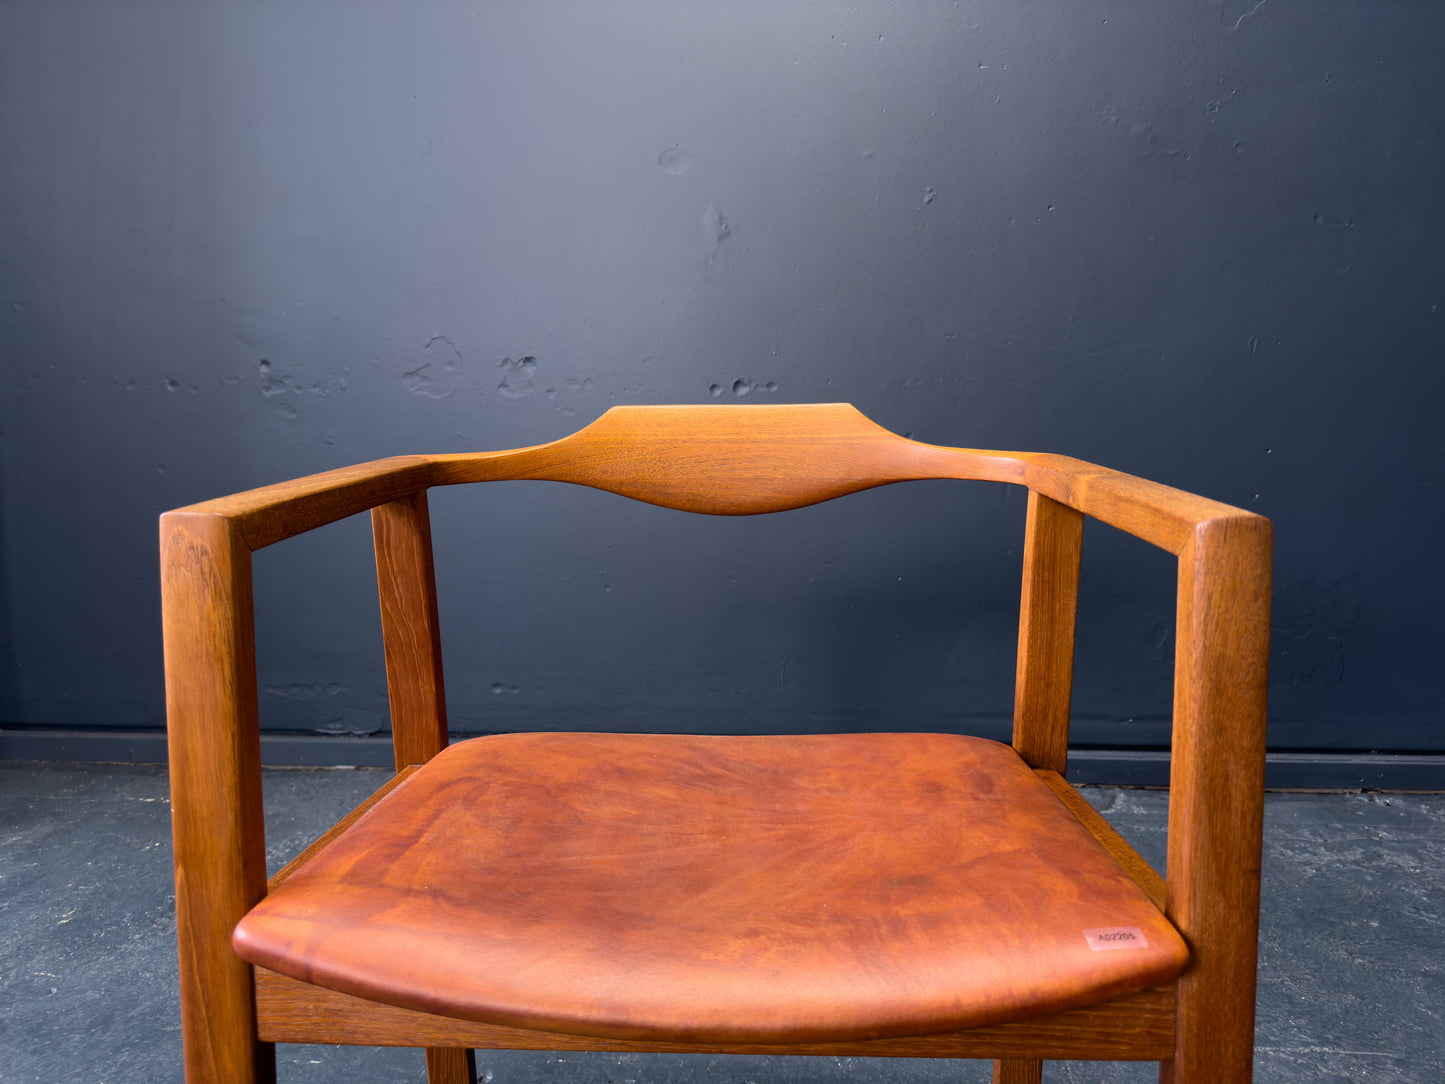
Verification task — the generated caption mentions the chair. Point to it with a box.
[161,403,1270,1084]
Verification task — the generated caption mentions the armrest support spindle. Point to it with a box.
[372,491,450,769]
[1011,491,1085,773]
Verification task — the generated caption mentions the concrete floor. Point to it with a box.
[0,761,1439,1083]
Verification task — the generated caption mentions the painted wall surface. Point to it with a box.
[1,2,1441,754]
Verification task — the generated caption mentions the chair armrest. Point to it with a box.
[162,448,488,1064]
[1000,451,1271,1080]
[169,455,434,550]
[1010,451,1260,556]
[161,456,443,1078]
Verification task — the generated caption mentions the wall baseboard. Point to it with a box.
[2,728,1442,790]
[1066,748,1445,790]
[0,728,399,768]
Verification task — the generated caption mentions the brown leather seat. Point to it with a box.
[234,731,1187,1043]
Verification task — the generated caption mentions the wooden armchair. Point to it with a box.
[161,404,1270,1084]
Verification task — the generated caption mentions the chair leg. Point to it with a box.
[426,1046,476,1083]
[992,1059,1042,1084]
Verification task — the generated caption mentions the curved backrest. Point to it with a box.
[425,403,1025,515]
[179,400,1245,557]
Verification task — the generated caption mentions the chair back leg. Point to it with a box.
[993,1058,1043,1083]
[426,1046,476,1083]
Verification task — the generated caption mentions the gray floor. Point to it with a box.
[0,762,1439,1083]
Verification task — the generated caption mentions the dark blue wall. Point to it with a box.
[2,2,1441,756]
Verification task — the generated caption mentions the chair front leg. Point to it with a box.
[1163,518,1270,1082]
[162,512,274,1082]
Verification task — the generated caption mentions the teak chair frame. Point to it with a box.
[161,403,1271,1084]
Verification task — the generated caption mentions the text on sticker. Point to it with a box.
[1083,926,1150,951]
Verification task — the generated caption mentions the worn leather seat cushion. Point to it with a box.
[233,732,1187,1043]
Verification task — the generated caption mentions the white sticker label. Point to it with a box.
[1084,926,1149,951]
